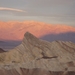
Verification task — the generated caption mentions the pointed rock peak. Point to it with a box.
[24,32,38,40]
[23,32,40,46]
[24,32,34,36]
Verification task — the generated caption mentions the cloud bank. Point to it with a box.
[0,7,25,12]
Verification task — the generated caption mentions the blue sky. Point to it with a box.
[0,0,75,26]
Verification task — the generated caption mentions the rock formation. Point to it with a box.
[0,32,75,75]
[0,48,5,53]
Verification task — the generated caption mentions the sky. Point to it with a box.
[0,0,75,26]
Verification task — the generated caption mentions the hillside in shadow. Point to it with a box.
[40,32,75,43]
[0,41,21,51]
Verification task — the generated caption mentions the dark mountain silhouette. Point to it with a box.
[40,32,75,43]
[0,41,4,43]
[0,41,21,51]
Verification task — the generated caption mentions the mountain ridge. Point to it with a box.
[0,32,75,75]
[0,21,75,41]
[0,32,75,71]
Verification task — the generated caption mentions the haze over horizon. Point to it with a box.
[0,0,75,26]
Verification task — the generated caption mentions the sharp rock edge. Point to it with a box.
[0,32,75,75]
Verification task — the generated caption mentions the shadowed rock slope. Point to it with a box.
[0,48,6,53]
[0,32,75,75]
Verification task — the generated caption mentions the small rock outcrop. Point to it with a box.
[0,48,5,53]
[0,32,75,75]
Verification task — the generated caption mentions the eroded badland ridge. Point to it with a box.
[0,32,75,75]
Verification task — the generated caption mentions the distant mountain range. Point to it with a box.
[0,40,21,51]
[0,41,5,43]
[0,21,75,42]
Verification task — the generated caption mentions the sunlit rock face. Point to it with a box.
[0,32,75,75]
